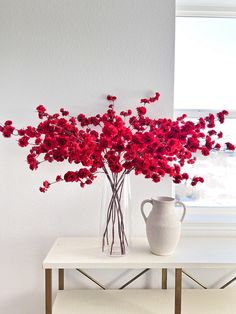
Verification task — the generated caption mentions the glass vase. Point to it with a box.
[100,172,131,256]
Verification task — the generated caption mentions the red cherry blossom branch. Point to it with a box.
[0,92,234,194]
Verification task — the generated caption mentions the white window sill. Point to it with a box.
[182,206,236,236]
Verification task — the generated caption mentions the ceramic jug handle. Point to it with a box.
[141,199,153,222]
[175,201,186,223]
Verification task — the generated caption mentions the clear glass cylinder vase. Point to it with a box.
[100,172,131,256]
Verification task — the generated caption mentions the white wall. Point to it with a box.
[0,1,175,313]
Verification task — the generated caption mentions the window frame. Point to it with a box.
[174,10,236,231]
[176,6,236,18]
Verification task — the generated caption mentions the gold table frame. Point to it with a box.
[45,267,236,314]
[45,268,182,314]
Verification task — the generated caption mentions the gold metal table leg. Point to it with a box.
[162,268,167,289]
[45,269,52,314]
[175,268,182,314]
[58,269,64,290]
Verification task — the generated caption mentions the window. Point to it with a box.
[174,16,236,207]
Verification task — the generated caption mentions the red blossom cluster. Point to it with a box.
[0,92,234,192]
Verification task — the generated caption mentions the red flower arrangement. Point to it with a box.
[0,92,234,254]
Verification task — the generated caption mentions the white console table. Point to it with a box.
[43,237,236,314]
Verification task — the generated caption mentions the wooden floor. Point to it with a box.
[52,289,236,314]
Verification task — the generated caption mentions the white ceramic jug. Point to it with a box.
[141,196,186,256]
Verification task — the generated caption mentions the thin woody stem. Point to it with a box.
[102,173,120,248]
[102,171,129,255]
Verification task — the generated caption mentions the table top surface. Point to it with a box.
[43,236,236,269]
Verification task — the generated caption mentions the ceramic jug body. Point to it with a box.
[141,196,186,255]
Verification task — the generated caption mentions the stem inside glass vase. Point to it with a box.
[101,169,131,256]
